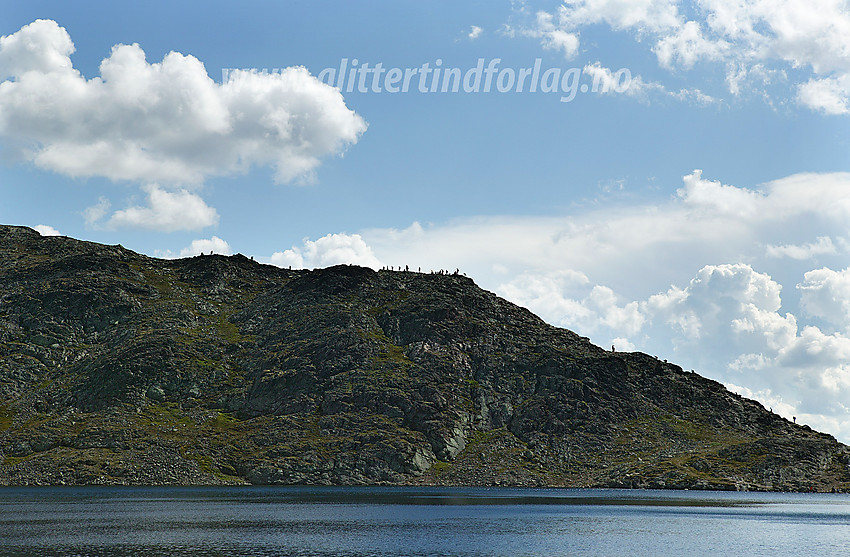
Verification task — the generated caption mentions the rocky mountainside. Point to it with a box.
[1,224,848,490]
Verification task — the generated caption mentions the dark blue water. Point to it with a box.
[1,487,849,556]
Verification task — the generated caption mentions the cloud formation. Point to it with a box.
[270,233,382,270]
[0,19,367,233]
[33,224,61,237]
[799,267,850,331]
[156,236,233,259]
[766,237,838,260]
[179,236,233,258]
[0,19,367,185]
[582,61,716,104]
[523,1,850,113]
[101,186,219,232]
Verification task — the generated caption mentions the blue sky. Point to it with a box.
[3,1,850,440]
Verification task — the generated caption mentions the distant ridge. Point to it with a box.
[1,224,848,490]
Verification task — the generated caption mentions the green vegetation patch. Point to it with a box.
[214,312,250,344]
[136,402,196,439]
[206,411,238,431]
[3,455,31,467]
[366,290,411,317]
[0,403,14,432]
[181,449,243,483]
[430,460,452,477]
[362,328,415,374]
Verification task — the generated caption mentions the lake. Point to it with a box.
[1,486,849,556]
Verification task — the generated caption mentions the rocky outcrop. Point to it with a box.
[1,224,848,490]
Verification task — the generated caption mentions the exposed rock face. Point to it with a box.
[0,224,848,490]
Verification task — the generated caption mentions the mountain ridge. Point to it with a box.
[1,224,848,491]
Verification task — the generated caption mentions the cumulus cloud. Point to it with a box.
[468,25,484,40]
[104,185,219,232]
[270,233,382,270]
[645,263,796,353]
[499,270,645,337]
[0,18,74,78]
[498,270,597,328]
[0,19,367,233]
[797,75,850,115]
[798,267,850,330]
[155,236,233,259]
[520,1,850,112]
[179,236,233,257]
[0,20,367,186]
[33,224,61,236]
[500,262,797,356]
[677,169,764,217]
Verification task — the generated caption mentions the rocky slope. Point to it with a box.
[0,224,848,490]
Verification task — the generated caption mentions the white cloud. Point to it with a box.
[498,269,597,330]
[269,249,304,269]
[468,25,484,40]
[520,1,850,112]
[0,18,74,78]
[83,197,111,228]
[582,62,717,104]
[105,185,219,232]
[777,326,850,371]
[33,224,61,236]
[653,20,729,69]
[724,383,797,418]
[270,233,382,270]
[729,378,850,441]
[0,19,367,186]
[499,263,796,355]
[542,29,580,58]
[180,236,233,257]
[612,337,636,351]
[645,263,797,353]
[583,63,656,97]
[797,75,850,114]
[558,0,681,32]
[676,169,764,217]
[528,11,580,59]
[155,236,233,259]
[798,267,850,330]
[766,236,838,259]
